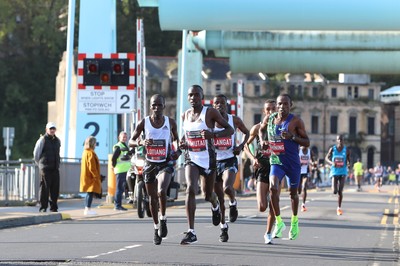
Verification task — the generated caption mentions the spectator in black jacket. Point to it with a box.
[33,122,61,212]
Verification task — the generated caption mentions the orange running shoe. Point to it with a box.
[301,204,307,212]
[337,208,343,216]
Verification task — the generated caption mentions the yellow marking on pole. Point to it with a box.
[381,209,389,225]
[393,209,399,225]
[389,196,393,204]
[395,197,399,204]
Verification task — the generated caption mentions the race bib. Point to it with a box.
[300,155,309,166]
[334,157,344,167]
[146,139,167,161]
[260,146,272,157]
[214,136,233,150]
[186,130,206,152]
[269,141,285,154]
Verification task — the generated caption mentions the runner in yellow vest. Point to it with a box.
[353,158,363,192]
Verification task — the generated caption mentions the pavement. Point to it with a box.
[0,191,257,230]
[1,184,393,230]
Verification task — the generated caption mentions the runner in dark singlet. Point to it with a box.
[244,99,277,244]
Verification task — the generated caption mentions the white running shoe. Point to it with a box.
[84,208,97,216]
[264,233,273,244]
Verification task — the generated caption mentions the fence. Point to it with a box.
[0,159,108,202]
[0,160,38,202]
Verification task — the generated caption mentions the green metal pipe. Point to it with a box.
[228,50,400,74]
[139,0,400,31]
[193,31,400,51]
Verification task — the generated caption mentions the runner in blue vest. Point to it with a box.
[325,134,351,216]
[259,93,310,241]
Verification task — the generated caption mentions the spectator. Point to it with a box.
[374,162,384,192]
[395,164,400,186]
[33,122,61,213]
[111,131,131,211]
[80,136,102,216]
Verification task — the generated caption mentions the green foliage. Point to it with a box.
[116,0,181,55]
[0,0,67,159]
[0,0,182,160]
[372,74,400,90]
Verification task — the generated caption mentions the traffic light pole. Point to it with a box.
[62,0,76,158]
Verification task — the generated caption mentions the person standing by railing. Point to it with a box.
[33,122,61,212]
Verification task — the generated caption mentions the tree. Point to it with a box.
[116,0,181,55]
[0,0,67,159]
[0,0,181,160]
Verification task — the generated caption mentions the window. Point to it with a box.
[215,84,221,94]
[367,147,374,169]
[389,116,395,136]
[156,82,162,93]
[330,115,338,134]
[368,89,374,100]
[232,82,237,95]
[254,114,261,125]
[311,115,319,134]
[297,85,303,98]
[312,87,318,97]
[367,117,375,135]
[349,116,357,137]
[169,80,178,97]
[331,88,337,98]
[347,86,352,98]
[254,84,261,96]
[289,84,295,95]
[354,86,359,98]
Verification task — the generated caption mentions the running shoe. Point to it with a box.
[229,203,238,223]
[212,204,221,226]
[84,209,97,216]
[219,225,229,242]
[272,221,286,239]
[154,229,162,245]
[301,204,307,212]
[289,220,299,240]
[337,208,343,216]
[264,233,273,244]
[114,206,128,211]
[180,231,197,245]
[159,219,168,238]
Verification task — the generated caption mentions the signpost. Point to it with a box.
[2,127,15,161]
[77,90,134,113]
[77,52,136,114]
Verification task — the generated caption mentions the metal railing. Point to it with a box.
[0,160,38,202]
[0,158,109,202]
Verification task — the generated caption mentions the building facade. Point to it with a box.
[145,56,384,169]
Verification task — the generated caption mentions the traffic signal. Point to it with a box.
[83,58,130,86]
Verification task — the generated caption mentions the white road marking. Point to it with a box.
[83,244,141,259]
